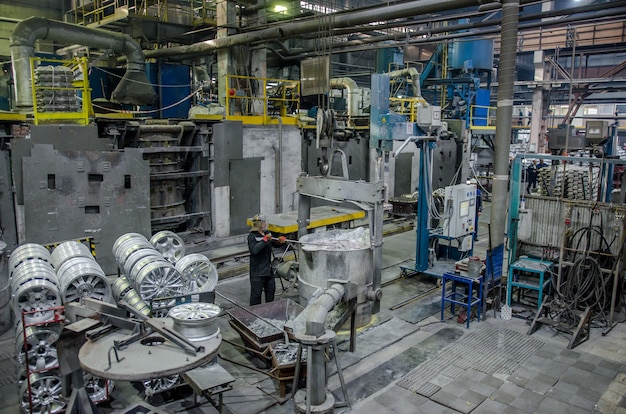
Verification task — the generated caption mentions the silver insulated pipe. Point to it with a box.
[10,17,157,109]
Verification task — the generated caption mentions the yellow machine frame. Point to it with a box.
[31,57,92,126]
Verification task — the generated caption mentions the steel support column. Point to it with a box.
[491,0,519,248]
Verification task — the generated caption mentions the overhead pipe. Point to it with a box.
[330,77,360,117]
[386,67,421,99]
[143,0,488,59]
[10,17,156,109]
[279,3,626,60]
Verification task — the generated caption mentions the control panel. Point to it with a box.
[441,184,477,238]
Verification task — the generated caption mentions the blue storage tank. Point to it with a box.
[448,39,494,71]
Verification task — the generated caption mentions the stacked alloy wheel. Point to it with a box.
[9,240,116,413]
[112,233,185,301]
[15,320,66,413]
[10,244,62,324]
[175,253,219,294]
[111,276,151,317]
[20,371,66,414]
[51,241,112,304]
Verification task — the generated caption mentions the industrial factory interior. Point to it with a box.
[1,0,626,413]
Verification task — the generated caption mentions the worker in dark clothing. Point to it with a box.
[526,160,538,194]
[247,214,286,306]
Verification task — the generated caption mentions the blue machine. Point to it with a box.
[370,73,452,275]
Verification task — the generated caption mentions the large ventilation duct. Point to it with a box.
[386,67,421,98]
[330,77,359,117]
[10,17,156,109]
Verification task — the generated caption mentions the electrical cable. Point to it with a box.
[85,85,204,115]
[90,65,189,88]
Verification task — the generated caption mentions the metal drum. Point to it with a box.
[0,241,10,333]
[298,227,373,328]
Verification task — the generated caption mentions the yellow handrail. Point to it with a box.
[31,57,92,125]
[225,75,300,125]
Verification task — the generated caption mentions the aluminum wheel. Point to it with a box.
[114,237,154,271]
[111,276,133,301]
[13,279,62,323]
[11,262,58,295]
[123,248,162,279]
[150,231,185,264]
[168,302,221,340]
[20,372,66,414]
[16,322,61,372]
[134,261,183,300]
[50,241,93,270]
[9,244,52,278]
[56,257,111,303]
[175,254,218,293]
[142,375,180,397]
[112,233,149,256]
[83,373,114,403]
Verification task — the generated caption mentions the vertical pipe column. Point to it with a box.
[216,0,236,106]
[371,199,384,314]
[530,51,545,152]
[491,0,519,248]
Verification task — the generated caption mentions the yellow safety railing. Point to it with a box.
[66,0,215,26]
[469,105,497,130]
[225,75,300,125]
[389,97,429,123]
[31,57,91,125]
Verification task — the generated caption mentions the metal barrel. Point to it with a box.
[298,228,373,329]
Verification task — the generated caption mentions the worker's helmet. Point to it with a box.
[250,214,267,230]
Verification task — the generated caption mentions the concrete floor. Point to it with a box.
[2,201,626,414]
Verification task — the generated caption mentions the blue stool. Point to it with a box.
[441,272,484,328]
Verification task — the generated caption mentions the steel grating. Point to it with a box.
[397,327,544,395]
